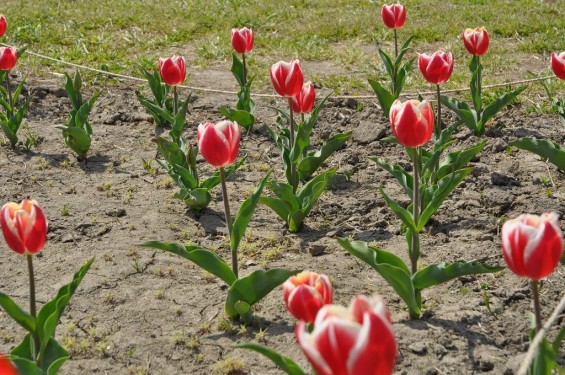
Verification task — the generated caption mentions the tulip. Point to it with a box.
[462,27,489,56]
[0,354,19,375]
[158,55,186,86]
[381,4,406,29]
[551,51,565,80]
[231,27,254,54]
[1,199,47,255]
[501,213,563,281]
[283,271,332,323]
[390,99,434,148]
[270,60,304,98]
[197,121,241,168]
[0,15,7,38]
[296,294,397,375]
[292,82,316,114]
[418,51,454,85]
[0,47,17,71]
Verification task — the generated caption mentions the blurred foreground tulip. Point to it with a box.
[1,199,47,255]
[0,47,17,71]
[231,27,254,54]
[462,27,489,56]
[551,51,565,80]
[270,60,304,97]
[0,15,6,37]
[0,354,18,375]
[381,4,406,29]
[418,51,454,85]
[197,120,241,167]
[283,271,332,323]
[501,213,563,281]
[296,294,397,375]
[158,55,186,86]
[291,82,316,114]
[390,99,434,148]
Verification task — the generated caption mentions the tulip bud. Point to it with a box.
[270,60,304,98]
[0,47,17,71]
[381,4,406,29]
[283,271,332,323]
[1,199,47,255]
[291,82,316,114]
[390,99,434,148]
[0,15,7,37]
[296,294,397,375]
[231,27,254,54]
[462,27,489,56]
[158,55,186,86]
[418,50,454,85]
[197,120,241,167]
[0,354,19,375]
[551,52,565,80]
[501,213,563,281]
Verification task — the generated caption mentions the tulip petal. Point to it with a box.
[296,322,333,375]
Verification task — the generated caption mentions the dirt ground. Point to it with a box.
[0,65,564,375]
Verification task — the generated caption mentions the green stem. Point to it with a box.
[6,70,13,118]
[27,255,40,362]
[476,55,482,118]
[531,280,542,333]
[393,28,398,96]
[435,84,442,140]
[242,53,247,86]
[411,148,422,317]
[220,167,236,278]
[288,97,297,192]
[173,85,178,116]
[300,112,305,125]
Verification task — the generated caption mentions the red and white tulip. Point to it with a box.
[418,50,454,85]
[1,199,47,255]
[270,60,304,98]
[462,27,489,56]
[231,27,254,54]
[0,47,17,71]
[551,51,565,80]
[390,99,434,148]
[158,55,186,86]
[283,271,332,323]
[0,15,7,37]
[381,4,406,29]
[291,82,316,114]
[197,120,241,167]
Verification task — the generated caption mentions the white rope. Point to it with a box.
[1,42,557,100]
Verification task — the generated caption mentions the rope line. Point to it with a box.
[1,42,557,100]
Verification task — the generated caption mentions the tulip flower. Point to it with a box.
[283,271,332,323]
[0,46,17,71]
[381,4,406,30]
[0,354,19,375]
[231,27,254,55]
[462,27,489,56]
[292,81,316,116]
[501,213,563,332]
[390,99,434,148]
[0,15,7,38]
[159,56,186,114]
[296,294,397,375]
[1,199,47,255]
[551,51,565,80]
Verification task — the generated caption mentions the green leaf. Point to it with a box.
[259,197,291,223]
[218,106,255,129]
[231,53,245,87]
[370,157,413,197]
[0,293,36,333]
[394,35,414,68]
[267,181,300,211]
[237,343,306,375]
[552,324,565,353]
[470,62,483,114]
[440,96,478,134]
[37,258,94,357]
[58,126,91,158]
[11,334,34,361]
[0,121,18,146]
[337,238,420,316]
[368,79,395,117]
[225,269,299,318]
[297,131,352,181]
[412,260,503,290]
[377,47,394,82]
[171,95,190,143]
[231,172,271,253]
[43,338,69,375]
[296,168,336,216]
[436,140,487,180]
[142,241,237,286]
[478,86,526,135]
[234,301,253,325]
[379,185,417,234]
[531,338,557,375]
[394,57,415,97]
[174,188,212,211]
[10,354,43,375]
[511,138,565,171]
[200,156,246,191]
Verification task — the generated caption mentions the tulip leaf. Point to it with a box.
[0,121,18,146]
[370,156,413,197]
[377,47,394,84]
[10,354,43,375]
[477,86,526,135]
[231,172,271,253]
[170,95,190,144]
[174,188,212,211]
[436,139,487,180]
[237,343,306,375]
[395,57,415,97]
[11,334,34,362]
[266,181,301,210]
[379,185,417,234]
[394,35,414,68]
[258,197,291,223]
[418,168,473,231]
[37,258,94,357]
[201,155,247,191]
[225,269,299,319]
[412,260,503,290]
[470,61,483,115]
[142,241,237,286]
[234,301,253,325]
[511,137,565,171]
[140,69,169,106]
[297,131,351,181]
[337,238,420,316]
[557,100,565,130]
[231,53,245,88]
[218,106,255,128]
[58,126,91,158]
[44,338,69,375]
[368,79,395,117]
[440,95,478,134]
[0,293,36,333]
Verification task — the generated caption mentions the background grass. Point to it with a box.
[1,0,564,93]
